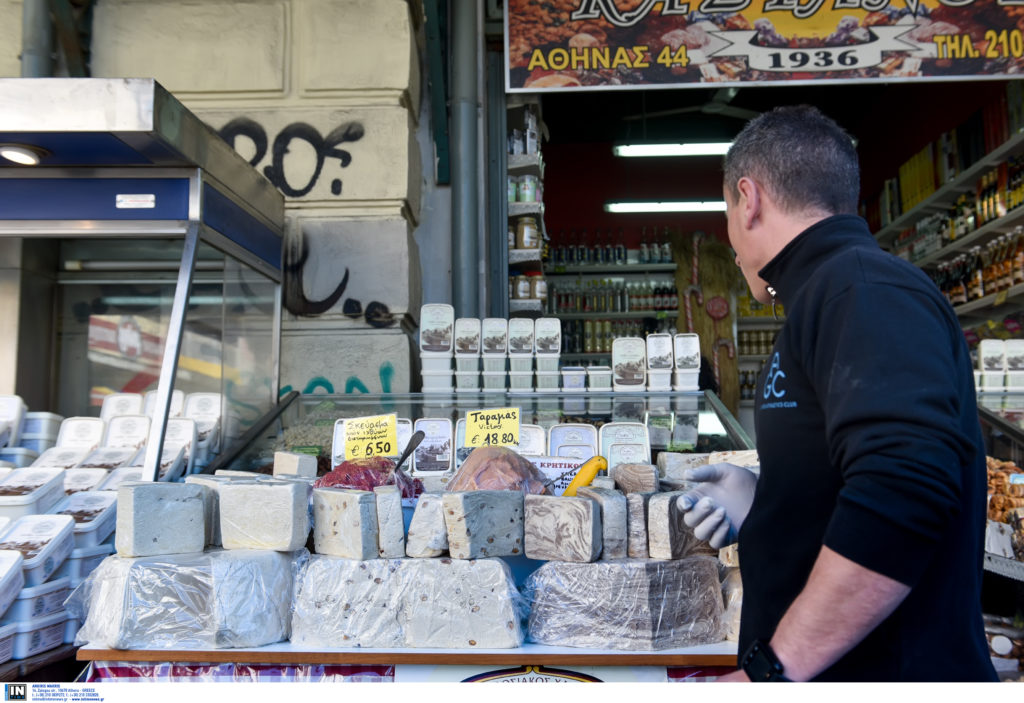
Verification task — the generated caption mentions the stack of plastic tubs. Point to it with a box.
[611,337,647,393]
[19,411,62,457]
[454,318,481,393]
[646,333,674,391]
[534,318,561,393]
[481,318,509,392]
[420,304,455,393]
[673,333,701,391]
[508,318,535,393]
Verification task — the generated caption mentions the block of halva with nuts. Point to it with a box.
[290,555,524,648]
[67,549,295,649]
[373,485,405,558]
[405,493,448,558]
[218,479,310,551]
[312,487,378,560]
[115,482,205,558]
[442,490,524,559]
[523,494,601,563]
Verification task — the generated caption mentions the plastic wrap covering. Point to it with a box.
[446,446,550,494]
[66,549,306,649]
[524,556,724,650]
[291,555,528,648]
[83,662,394,683]
[720,566,742,642]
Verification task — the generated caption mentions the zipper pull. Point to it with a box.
[766,285,779,320]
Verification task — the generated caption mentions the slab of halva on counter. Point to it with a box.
[576,486,627,559]
[656,452,709,480]
[525,556,724,650]
[115,482,205,558]
[524,494,601,563]
[405,493,448,558]
[68,549,295,649]
[442,490,524,559]
[312,488,378,560]
[627,493,652,558]
[273,451,317,478]
[610,463,659,494]
[647,491,697,560]
[183,475,236,547]
[218,479,310,551]
[374,485,405,558]
[290,555,524,649]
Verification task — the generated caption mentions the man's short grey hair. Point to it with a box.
[723,105,860,216]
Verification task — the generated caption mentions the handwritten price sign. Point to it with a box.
[466,407,520,448]
[341,414,398,461]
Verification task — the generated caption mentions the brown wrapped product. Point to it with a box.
[446,446,549,494]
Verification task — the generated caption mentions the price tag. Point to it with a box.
[995,290,1009,306]
[342,414,398,461]
[465,407,520,448]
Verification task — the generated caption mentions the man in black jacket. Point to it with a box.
[680,106,997,682]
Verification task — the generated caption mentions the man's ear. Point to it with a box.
[736,176,761,230]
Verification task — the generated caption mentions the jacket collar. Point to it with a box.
[756,214,876,308]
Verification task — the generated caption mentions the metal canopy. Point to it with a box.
[0,78,285,483]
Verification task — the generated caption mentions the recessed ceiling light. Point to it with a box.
[0,144,48,166]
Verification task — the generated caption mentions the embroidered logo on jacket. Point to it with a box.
[761,352,797,409]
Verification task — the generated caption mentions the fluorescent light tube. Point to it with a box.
[604,201,727,213]
[613,142,732,157]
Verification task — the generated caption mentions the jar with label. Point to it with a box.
[508,225,516,250]
[516,216,540,249]
[515,274,531,300]
[529,272,547,303]
[518,175,538,202]
[507,176,517,203]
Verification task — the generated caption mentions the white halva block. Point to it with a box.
[524,494,601,563]
[219,480,310,552]
[577,486,628,560]
[183,475,234,547]
[273,451,318,478]
[373,485,405,558]
[442,491,524,559]
[290,556,524,649]
[312,488,378,560]
[405,493,448,558]
[71,549,294,649]
[115,483,204,558]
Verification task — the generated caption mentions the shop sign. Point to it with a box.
[394,664,668,682]
[505,0,1024,91]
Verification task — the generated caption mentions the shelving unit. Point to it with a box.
[558,310,679,320]
[544,263,677,275]
[505,99,547,318]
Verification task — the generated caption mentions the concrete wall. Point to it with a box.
[0,1,21,77]
[87,0,427,395]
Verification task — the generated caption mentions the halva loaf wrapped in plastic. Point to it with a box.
[66,548,302,649]
[523,556,724,650]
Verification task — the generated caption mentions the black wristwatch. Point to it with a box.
[740,639,792,682]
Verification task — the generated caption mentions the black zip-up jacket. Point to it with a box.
[739,214,996,681]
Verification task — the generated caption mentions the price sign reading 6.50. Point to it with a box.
[465,407,520,449]
[341,413,399,462]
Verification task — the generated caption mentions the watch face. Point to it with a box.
[742,640,789,682]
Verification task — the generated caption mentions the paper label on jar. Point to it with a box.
[612,338,647,386]
[103,415,150,449]
[420,304,455,353]
[454,318,481,355]
[413,418,453,474]
[646,333,674,370]
[673,334,701,370]
[980,339,1006,371]
[534,318,561,355]
[508,318,535,355]
[481,319,508,355]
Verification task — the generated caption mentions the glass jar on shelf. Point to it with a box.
[516,216,540,250]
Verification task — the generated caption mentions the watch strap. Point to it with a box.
[740,639,792,682]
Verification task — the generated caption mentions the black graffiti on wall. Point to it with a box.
[217,118,365,198]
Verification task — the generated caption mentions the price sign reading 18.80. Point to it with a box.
[341,413,399,461]
[465,407,520,449]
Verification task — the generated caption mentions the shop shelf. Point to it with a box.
[544,263,677,274]
[509,298,544,314]
[952,281,1024,321]
[558,310,679,320]
[508,249,543,266]
[507,153,544,179]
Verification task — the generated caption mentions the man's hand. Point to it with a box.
[675,463,758,548]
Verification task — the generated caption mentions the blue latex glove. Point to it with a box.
[675,463,758,549]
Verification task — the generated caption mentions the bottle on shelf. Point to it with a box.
[593,230,606,265]
[603,231,615,266]
[639,227,649,265]
[661,226,673,264]
[577,229,591,266]
[567,229,578,265]
[1013,227,1024,286]
[614,228,627,265]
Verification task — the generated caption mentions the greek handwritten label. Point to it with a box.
[342,414,398,461]
[466,407,520,448]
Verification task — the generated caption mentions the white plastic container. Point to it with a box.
[102,414,150,449]
[481,371,506,391]
[0,448,37,469]
[127,446,186,482]
[673,333,701,370]
[509,356,533,373]
[421,370,455,393]
[99,393,144,423]
[515,424,547,457]
[535,371,560,391]
[586,366,613,390]
[454,372,480,392]
[646,333,675,370]
[184,392,222,455]
[508,371,533,392]
[76,447,138,470]
[0,469,66,519]
[534,317,562,355]
[0,551,25,622]
[420,303,456,354]
[454,317,482,356]
[535,356,559,373]
[55,417,105,451]
[648,369,673,391]
[420,353,453,372]
[0,577,71,624]
[51,543,113,584]
[63,469,110,496]
[548,424,599,458]
[0,396,27,449]
[507,318,535,356]
[482,355,507,373]
[674,369,701,391]
[63,616,78,645]
[165,417,198,475]
[17,437,54,455]
[49,491,118,548]
[21,413,62,438]
[32,447,87,469]
[481,318,509,355]
[144,389,185,418]
[0,622,15,664]
[11,609,66,659]
[97,467,144,492]
[561,367,587,391]
[599,422,651,461]
[612,337,647,391]
[455,355,480,373]
[0,514,75,586]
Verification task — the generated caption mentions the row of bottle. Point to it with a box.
[931,228,1024,305]
[548,278,679,314]
[943,157,1024,244]
[550,226,673,267]
[738,330,777,357]
[740,368,762,401]
[562,319,678,355]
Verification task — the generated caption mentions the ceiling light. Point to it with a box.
[0,144,47,166]
[604,200,727,213]
[613,142,732,157]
